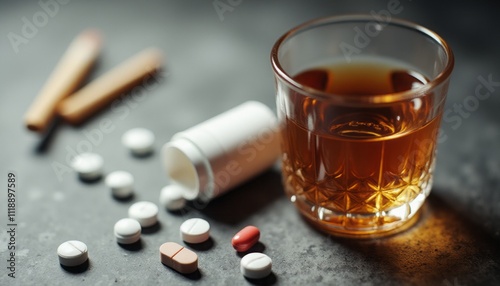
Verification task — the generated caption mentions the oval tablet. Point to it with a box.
[57,240,89,267]
[160,242,198,274]
[232,226,260,252]
[122,128,155,156]
[180,218,210,244]
[240,252,272,279]
[128,201,159,227]
[114,218,141,244]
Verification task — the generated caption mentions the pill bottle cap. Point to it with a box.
[161,101,280,201]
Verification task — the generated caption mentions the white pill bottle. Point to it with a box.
[161,101,280,202]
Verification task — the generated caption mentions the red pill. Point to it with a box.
[231,226,260,252]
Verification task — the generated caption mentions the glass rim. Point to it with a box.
[270,14,455,104]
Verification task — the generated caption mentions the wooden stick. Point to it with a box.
[24,29,102,132]
[57,48,163,125]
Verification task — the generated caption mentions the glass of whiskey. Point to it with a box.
[271,15,454,237]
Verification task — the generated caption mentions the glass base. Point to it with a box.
[290,192,426,239]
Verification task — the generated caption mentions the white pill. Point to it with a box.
[180,218,210,244]
[71,153,103,180]
[105,171,134,198]
[159,185,187,211]
[122,128,155,156]
[240,253,272,279]
[128,201,159,227]
[57,240,89,267]
[114,218,141,244]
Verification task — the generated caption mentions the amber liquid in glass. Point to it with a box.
[280,60,441,236]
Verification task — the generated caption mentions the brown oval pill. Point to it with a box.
[159,242,198,274]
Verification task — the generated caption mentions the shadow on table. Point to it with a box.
[193,169,284,225]
[60,259,90,274]
[311,190,500,285]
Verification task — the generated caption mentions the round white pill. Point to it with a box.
[114,218,141,244]
[159,185,187,211]
[180,218,210,244]
[128,201,159,227]
[71,153,103,180]
[240,252,272,279]
[105,171,134,198]
[122,128,155,156]
[57,240,89,267]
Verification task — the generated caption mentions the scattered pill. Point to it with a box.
[114,218,141,244]
[160,242,198,274]
[159,185,187,211]
[71,153,103,180]
[240,252,272,279]
[122,128,155,156]
[105,171,134,198]
[232,226,260,252]
[57,240,89,267]
[128,201,159,227]
[180,218,210,244]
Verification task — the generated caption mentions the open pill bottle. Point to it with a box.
[161,101,280,202]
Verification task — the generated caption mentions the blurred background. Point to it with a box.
[1,0,499,285]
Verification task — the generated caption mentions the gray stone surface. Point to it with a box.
[1,0,499,285]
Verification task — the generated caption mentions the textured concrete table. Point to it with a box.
[1,1,499,285]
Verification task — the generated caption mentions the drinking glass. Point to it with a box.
[271,15,454,237]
